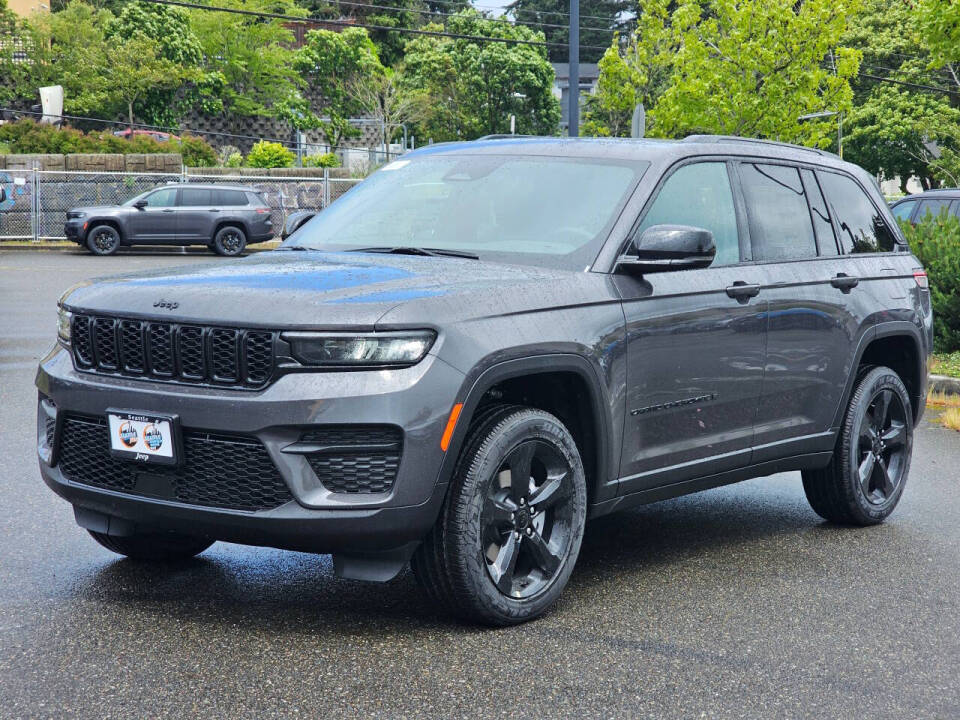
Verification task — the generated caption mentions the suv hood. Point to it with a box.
[69,205,125,214]
[62,251,602,329]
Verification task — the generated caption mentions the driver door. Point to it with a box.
[614,160,768,493]
[128,187,179,242]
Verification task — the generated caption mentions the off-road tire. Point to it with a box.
[412,405,587,626]
[86,225,121,255]
[802,366,913,525]
[212,225,246,256]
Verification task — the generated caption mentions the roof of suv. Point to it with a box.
[411,135,854,173]
[891,188,960,202]
[164,183,261,193]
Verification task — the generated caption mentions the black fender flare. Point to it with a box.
[830,320,927,430]
[211,218,250,242]
[434,353,618,505]
[84,218,125,243]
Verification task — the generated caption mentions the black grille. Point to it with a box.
[58,415,293,512]
[45,416,56,447]
[70,314,276,389]
[302,426,403,494]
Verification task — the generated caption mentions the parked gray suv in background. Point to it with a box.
[38,136,932,625]
[64,183,274,256]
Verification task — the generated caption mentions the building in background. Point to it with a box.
[551,62,600,135]
[6,0,49,17]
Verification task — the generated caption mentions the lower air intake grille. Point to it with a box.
[301,426,403,494]
[58,415,293,512]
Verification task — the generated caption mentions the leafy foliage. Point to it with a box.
[245,140,295,168]
[303,152,340,168]
[901,214,960,352]
[177,135,218,166]
[400,10,560,141]
[297,27,386,148]
[585,0,860,145]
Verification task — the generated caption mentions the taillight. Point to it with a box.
[913,269,929,289]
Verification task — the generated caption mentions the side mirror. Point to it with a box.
[616,224,716,275]
[0,187,6,203]
[133,199,148,210]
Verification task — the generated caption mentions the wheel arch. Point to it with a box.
[436,354,617,507]
[834,322,927,429]
[84,218,125,243]
[211,219,249,241]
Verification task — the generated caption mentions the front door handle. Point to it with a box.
[725,281,761,300]
[161,208,175,213]
[831,273,860,292]
[208,208,220,212]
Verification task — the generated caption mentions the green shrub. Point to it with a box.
[245,140,294,169]
[224,151,243,168]
[303,152,340,168]
[177,135,217,167]
[901,213,960,352]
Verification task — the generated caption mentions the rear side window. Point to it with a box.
[817,171,897,253]
[916,198,954,220]
[740,163,817,261]
[637,162,740,266]
[215,189,249,206]
[181,188,212,206]
[891,200,917,222]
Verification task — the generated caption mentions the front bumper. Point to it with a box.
[36,344,464,554]
[64,220,85,243]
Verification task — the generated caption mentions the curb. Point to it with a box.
[930,374,960,396]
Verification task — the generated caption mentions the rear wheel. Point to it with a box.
[802,366,913,525]
[86,225,120,255]
[88,530,214,561]
[212,226,246,256]
[412,405,587,625]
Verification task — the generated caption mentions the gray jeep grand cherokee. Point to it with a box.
[37,136,932,625]
[64,183,274,256]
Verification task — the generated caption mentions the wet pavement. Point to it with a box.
[1,252,958,719]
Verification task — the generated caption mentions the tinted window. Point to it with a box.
[818,171,897,253]
[181,188,212,206]
[801,168,838,255]
[891,199,917,222]
[215,189,248,206]
[637,162,740,266]
[143,188,177,207]
[917,198,954,220]
[740,163,816,261]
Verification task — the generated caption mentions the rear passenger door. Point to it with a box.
[615,160,768,492]
[735,161,856,460]
[176,187,215,244]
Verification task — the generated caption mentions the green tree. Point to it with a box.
[106,35,197,127]
[505,0,630,63]
[349,68,428,147]
[189,0,306,122]
[400,10,560,141]
[586,0,860,145]
[297,27,386,149]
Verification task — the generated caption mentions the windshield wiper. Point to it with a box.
[348,246,479,259]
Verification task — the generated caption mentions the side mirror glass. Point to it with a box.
[134,199,148,209]
[0,187,6,203]
[616,224,716,275]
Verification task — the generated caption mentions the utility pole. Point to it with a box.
[568,0,579,137]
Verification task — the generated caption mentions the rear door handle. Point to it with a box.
[161,209,175,213]
[208,208,220,212]
[725,281,761,300]
[831,273,859,292]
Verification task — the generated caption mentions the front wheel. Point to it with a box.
[802,366,913,525]
[412,406,587,626]
[88,530,214,561]
[86,225,120,255]
[212,226,246,256]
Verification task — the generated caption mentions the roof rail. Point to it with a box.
[474,134,540,140]
[683,134,833,157]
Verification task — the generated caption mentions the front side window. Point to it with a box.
[740,163,816,262]
[141,188,177,207]
[817,171,897,253]
[891,199,917,223]
[636,162,740,266]
[286,154,647,270]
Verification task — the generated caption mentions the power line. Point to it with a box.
[328,0,616,34]
[859,72,960,97]
[417,0,633,23]
[143,0,611,51]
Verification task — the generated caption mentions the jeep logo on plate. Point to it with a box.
[153,299,179,310]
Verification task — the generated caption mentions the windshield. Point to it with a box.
[286,153,648,269]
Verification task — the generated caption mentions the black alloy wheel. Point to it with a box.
[86,225,120,255]
[481,439,576,599]
[213,226,247,256]
[855,387,909,505]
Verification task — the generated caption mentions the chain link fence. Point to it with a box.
[0,169,363,242]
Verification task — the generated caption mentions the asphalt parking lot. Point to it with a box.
[1,250,958,719]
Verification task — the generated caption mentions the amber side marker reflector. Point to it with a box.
[440,403,463,452]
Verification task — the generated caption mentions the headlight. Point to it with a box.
[283,330,436,366]
[57,306,72,345]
